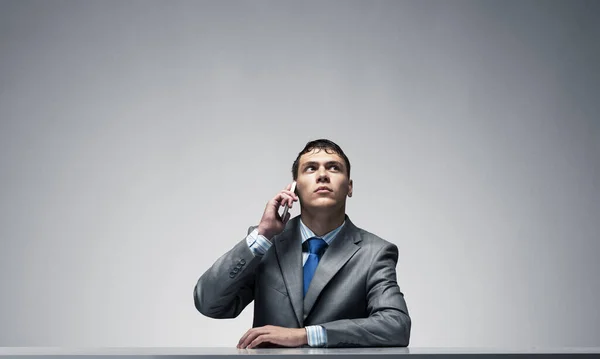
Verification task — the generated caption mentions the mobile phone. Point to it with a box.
[281,181,296,221]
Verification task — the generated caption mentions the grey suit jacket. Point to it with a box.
[194,215,411,347]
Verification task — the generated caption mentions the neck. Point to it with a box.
[300,206,346,237]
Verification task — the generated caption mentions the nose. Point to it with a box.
[317,167,329,182]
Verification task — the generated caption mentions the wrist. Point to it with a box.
[257,225,274,241]
[305,325,327,347]
[300,328,309,346]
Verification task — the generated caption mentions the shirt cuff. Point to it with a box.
[305,325,327,347]
[246,228,272,257]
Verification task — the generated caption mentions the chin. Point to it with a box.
[308,199,341,210]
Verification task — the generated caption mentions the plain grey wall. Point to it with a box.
[1,0,599,348]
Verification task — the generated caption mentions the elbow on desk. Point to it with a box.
[377,310,411,347]
[394,313,411,347]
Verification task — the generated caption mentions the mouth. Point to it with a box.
[314,186,333,193]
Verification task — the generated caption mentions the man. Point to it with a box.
[194,139,411,348]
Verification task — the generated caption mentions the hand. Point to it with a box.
[237,325,308,349]
[257,184,298,240]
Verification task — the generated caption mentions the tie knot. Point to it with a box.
[307,237,327,255]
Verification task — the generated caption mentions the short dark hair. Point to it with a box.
[291,139,351,180]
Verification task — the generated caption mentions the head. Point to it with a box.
[291,139,353,212]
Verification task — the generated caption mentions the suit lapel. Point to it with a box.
[274,218,304,327]
[303,218,362,320]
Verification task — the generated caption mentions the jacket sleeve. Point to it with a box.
[193,226,261,318]
[320,243,411,347]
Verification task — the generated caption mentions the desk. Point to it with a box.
[1,347,600,358]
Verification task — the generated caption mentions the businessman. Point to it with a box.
[194,139,411,348]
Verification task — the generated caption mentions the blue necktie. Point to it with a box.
[303,237,328,297]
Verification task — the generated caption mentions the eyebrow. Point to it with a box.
[301,161,345,170]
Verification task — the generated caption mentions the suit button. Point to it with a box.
[229,272,235,278]
[233,268,240,273]
[240,259,246,265]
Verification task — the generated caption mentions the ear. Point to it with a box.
[347,179,353,198]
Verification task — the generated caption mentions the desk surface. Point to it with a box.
[1,347,600,358]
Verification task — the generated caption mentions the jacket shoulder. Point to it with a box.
[355,227,398,252]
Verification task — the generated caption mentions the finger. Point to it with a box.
[241,332,260,349]
[276,197,292,210]
[241,328,268,349]
[238,329,252,348]
[282,192,297,207]
[285,190,299,204]
[249,334,272,349]
[281,190,299,201]
[238,327,259,348]
[275,193,293,207]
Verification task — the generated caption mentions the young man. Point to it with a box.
[194,139,411,348]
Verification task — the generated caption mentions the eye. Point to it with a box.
[305,165,315,172]
[329,165,339,171]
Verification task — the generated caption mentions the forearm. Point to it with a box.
[320,309,411,347]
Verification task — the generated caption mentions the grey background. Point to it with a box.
[1,0,599,348]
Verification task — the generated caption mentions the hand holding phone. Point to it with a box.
[257,182,298,240]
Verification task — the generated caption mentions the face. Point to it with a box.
[295,149,353,211]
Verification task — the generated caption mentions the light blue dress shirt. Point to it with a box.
[245,219,346,347]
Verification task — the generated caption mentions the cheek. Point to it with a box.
[337,178,349,189]
[296,186,309,201]
[296,178,312,193]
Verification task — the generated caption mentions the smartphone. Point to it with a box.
[281,181,297,221]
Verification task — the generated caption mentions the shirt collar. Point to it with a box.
[299,218,345,246]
